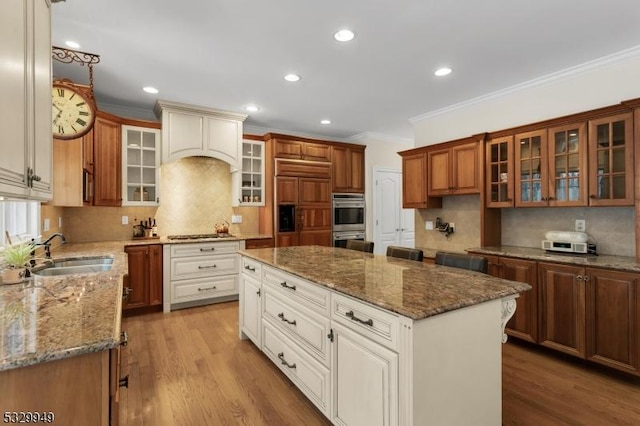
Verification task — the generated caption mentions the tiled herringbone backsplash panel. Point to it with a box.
[54,157,259,242]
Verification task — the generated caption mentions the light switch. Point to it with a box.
[43,218,50,232]
[231,215,242,224]
[425,221,434,230]
[121,215,129,225]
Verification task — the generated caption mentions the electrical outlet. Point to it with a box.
[43,218,50,232]
[449,222,455,230]
[575,219,585,232]
[121,215,129,225]
[425,221,433,230]
[231,214,242,224]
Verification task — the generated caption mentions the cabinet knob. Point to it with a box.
[576,275,583,280]
[583,275,590,282]
[119,375,129,388]
[589,194,597,199]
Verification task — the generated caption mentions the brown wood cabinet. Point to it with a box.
[538,262,586,357]
[480,254,538,343]
[400,152,442,209]
[485,136,514,208]
[274,139,331,162]
[428,141,480,196]
[587,112,634,206]
[332,145,365,193]
[123,244,163,314]
[275,175,331,248]
[93,114,122,206]
[244,237,275,249]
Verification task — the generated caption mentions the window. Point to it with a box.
[0,200,40,246]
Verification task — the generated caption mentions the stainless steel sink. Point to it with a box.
[33,264,113,276]
[52,257,114,267]
[32,257,114,276]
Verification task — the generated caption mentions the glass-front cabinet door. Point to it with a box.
[486,136,514,207]
[122,125,161,206]
[515,130,548,207]
[547,123,587,206]
[588,113,634,206]
[240,140,264,205]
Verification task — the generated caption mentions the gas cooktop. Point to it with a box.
[166,233,235,240]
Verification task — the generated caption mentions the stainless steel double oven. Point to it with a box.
[332,193,365,248]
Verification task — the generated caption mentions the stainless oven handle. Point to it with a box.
[333,202,365,208]
[334,234,366,240]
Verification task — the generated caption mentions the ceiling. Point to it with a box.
[51,0,640,141]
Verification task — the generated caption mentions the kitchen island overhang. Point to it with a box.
[238,246,531,426]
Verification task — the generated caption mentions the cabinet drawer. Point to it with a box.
[263,286,331,366]
[241,257,262,278]
[172,275,238,303]
[262,320,330,416]
[171,253,238,280]
[170,241,240,258]
[332,292,399,351]
[263,265,330,315]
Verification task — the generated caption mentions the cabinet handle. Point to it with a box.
[280,281,296,291]
[583,275,590,282]
[197,286,217,291]
[590,194,597,199]
[244,265,256,272]
[123,287,133,300]
[576,275,583,281]
[277,352,296,369]
[119,375,129,388]
[345,310,373,326]
[256,289,261,296]
[198,264,217,269]
[200,247,216,252]
[278,312,297,325]
[120,331,128,347]
[548,197,554,201]
[327,328,334,342]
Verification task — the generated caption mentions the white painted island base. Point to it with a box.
[239,256,519,426]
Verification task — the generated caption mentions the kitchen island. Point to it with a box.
[239,246,531,426]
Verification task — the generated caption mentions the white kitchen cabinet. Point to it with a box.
[331,321,398,426]
[0,0,52,200]
[240,140,265,205]
[163,241,240,312]
[239,256,263,347]
[155,100,246,170]
[121,125,161,206]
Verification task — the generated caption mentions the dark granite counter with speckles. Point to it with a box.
[467,246,640,273]
[239,246,531,320]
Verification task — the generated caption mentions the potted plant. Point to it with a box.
[1,241,34,284]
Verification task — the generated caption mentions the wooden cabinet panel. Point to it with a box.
[538,262,585,358]
[124,246,149,309]
[514,129,548,207]
[486,136,514,207]
[52,137,84,206]
[588,113,634,206]
[274,140,330,162]
[427,142,479,196]
[148,245,163,306]
[300,207,331,231]
[276,177,298,204]
[299,178,331,205]
[332,146,365,193]
[274,139,303,159]
[276,159,332,178]
[299,230,332,246]
[245,238,275,249]
[124,244,163,313]
[586,268,639,373]
[303,143,331,162]
[547,122,587,207]
[93,116,122,206]
[401,153,441,209]
[501,257,538,343]
[276,232,299,247]
[84,128,94,174]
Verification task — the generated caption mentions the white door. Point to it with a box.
[373,169,414,254]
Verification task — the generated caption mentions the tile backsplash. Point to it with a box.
[51,156,260,243]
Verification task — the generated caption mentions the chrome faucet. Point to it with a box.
[31,233,66,263]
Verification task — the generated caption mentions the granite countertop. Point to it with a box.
[467,245,640,273]
[0,242,129,372]
[239,246,531,321]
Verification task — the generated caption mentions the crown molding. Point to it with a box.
[410,44,640,124]
[347,131,413,146]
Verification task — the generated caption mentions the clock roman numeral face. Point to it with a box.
[51,85,95,139]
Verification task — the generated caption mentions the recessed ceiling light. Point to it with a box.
[334,29,355,42]
[284,73,301,82]
[245,105,260,112]
[142,86,159,94]
[320,119,331,125]
[434,67,453,77]
[65,40,80,49]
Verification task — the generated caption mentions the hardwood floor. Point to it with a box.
[120,301,640,426]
